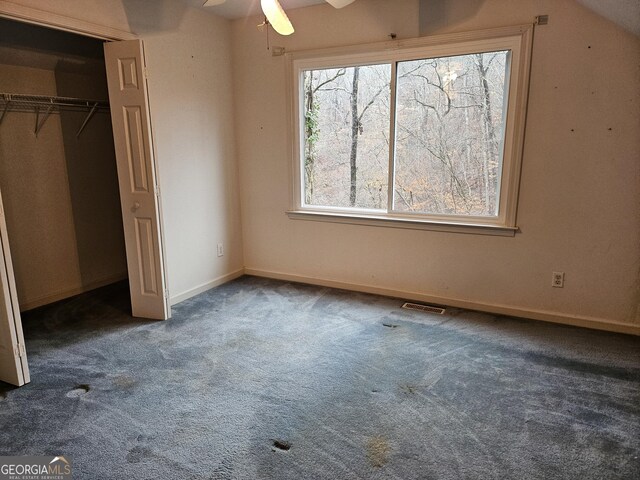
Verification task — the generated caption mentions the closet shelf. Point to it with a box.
[0,93,111,137]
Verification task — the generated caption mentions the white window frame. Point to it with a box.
[285,25,533,236]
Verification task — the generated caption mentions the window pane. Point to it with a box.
[394,51,509,217]
[302,64,391,210]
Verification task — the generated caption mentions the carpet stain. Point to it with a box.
[271,439,291,452]
[523,352,640,381]
[113,375,136,389]
[366,436,390,468]
[400,384,416,395]
[66,384,90,398]
[127,446,153,463]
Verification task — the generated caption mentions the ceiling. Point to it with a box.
[183,0,326,19]
[575,0,640,37]
[181,0,639,36]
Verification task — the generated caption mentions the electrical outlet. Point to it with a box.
[217,243,224,257]
[552,272,564,288]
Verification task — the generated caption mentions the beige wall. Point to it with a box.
[232,0,640,330]
[140,5,244,303]
[1,0,245,304]
[0,62,127,310]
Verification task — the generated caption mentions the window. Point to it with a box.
[287,26,533,235]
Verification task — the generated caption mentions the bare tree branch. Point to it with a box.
[313,68,346,93]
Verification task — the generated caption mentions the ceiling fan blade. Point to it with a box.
[202,0,226,6]
[261,0,295,36]
[325,0,356,8]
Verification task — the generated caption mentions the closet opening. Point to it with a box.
[0,17,131,314]
[0,10,170,386]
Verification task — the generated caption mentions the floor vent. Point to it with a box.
[402,302,446,315]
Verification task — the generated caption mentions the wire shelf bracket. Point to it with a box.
[76,102,99,138]
[34,105,53,137]
[0,99,10,125]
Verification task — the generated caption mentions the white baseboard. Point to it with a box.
[244,268,640,336]
[19,272,128,312]
[170,268,245,306]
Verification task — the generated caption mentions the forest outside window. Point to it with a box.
[288,26,533,233]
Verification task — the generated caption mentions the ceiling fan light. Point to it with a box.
[325,0,357,8]
[261,0,295,36]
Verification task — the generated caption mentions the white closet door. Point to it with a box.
[0,189,29,386]
[104,40,169,320]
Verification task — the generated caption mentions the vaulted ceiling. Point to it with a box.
[575,0,639,36]
[180,0,639,36]
[182,0,326,19]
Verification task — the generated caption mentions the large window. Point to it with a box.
[287,26,533,234]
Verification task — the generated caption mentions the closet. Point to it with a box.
[0,18,128,313]
[0,14,170,386]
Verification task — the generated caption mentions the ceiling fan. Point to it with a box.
[202,0,356,35]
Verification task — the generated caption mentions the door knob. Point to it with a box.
[132,201,141,212]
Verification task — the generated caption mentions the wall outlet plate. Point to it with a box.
[552,271,564,288]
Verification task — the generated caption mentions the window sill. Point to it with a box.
[286,210,518,237]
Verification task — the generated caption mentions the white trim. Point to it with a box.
[244,268,640,336]
[286,24,533,60]
[19,272,128,312]
[286,24,534,231]
[170,269,245,306]
[387,60,398,213]
[286,210,517,236]
[0,1,135,40]
[505,25,533,226]
[285,52,298,210]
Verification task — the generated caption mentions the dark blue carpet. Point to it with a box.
[1,276,639,479]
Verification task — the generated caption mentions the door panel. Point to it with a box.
[122,106,150,192]
[0,190,29,386]
[104,40,169,320]
[134,217,158,296]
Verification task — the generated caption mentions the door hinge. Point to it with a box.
[154,186,161,198]
[15,343,25,357]
[164,289,170,300]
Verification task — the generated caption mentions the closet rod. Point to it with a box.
[0,93,110,110]
[0,93,110,138]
